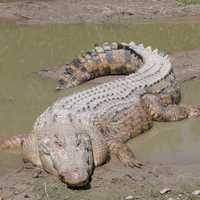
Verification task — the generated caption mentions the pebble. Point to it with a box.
[167,198,175,200]
[24,194,30,198]
[160,188,171,195]
[192,190,200,196]
[125,195,134,200]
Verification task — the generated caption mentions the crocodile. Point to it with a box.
[1,42,200,188]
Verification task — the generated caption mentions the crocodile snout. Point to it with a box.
[59,170,89,187]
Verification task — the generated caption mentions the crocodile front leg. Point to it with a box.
[143,94,200,121]
[109,141,143,168]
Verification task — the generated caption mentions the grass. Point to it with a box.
[176,0,200,5]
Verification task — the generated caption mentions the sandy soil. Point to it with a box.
[0,0,200,24]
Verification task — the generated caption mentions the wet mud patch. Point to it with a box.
[1,159,200,200]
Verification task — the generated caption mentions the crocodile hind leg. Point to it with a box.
[0,134,42,167]
[143,94,200,121]
[94,100,152,168]
[109,141,143,168]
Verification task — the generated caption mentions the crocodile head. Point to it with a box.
[38,125,94,188]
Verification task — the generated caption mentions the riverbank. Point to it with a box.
[0,0,200,24]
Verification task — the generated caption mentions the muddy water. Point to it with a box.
[0,21,200,174]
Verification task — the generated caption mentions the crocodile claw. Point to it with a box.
[128,159,143,168]
[185,105,200,118]
[122,158,143,168]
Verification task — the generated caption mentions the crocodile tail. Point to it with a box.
[0,134,26,152]
[56,42,143,90]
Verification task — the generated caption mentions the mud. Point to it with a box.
[0,0,200,24]
[1,158,200,200]
[171,49,200,82]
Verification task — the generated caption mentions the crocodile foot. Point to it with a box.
[110,142,143,168]
[120,156,143,168]
[186,105,200,118]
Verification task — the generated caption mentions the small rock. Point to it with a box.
[160,188,171,195]
[125,195,134,200]
[167,198,175,200]
[24,194,30,198]
[192,190,200,196]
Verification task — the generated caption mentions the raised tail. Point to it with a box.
[40,42,143,90]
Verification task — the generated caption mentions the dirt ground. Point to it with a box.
[1,158,200,200]
[1,0,200,200]
[0,0,200,24]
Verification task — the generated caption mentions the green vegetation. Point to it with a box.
[176,0,200,4]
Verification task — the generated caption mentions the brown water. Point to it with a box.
[0,21,200,174]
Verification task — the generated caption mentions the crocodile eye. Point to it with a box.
[54,134,64,148]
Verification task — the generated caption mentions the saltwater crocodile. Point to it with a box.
[1,42,200,188]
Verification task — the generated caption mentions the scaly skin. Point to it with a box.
[1,42,200,188]
[39,42,143,90]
